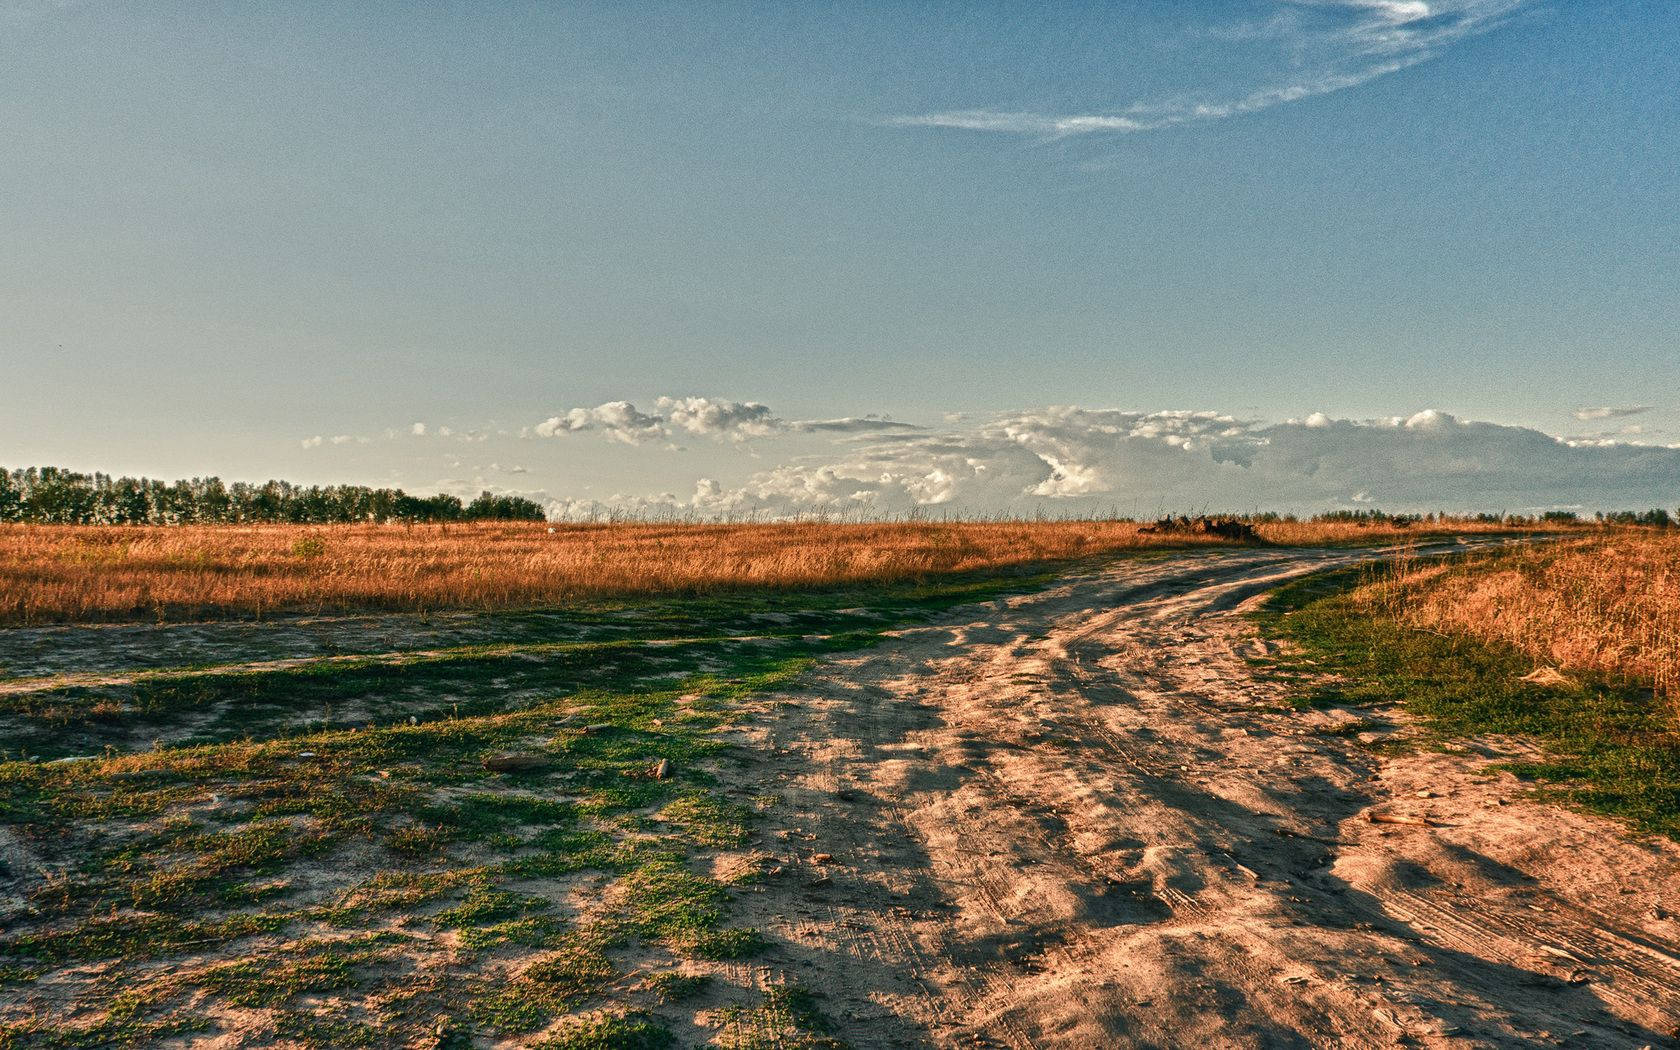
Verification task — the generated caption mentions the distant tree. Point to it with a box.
[464,491,545,521]
[0,466,548,525]
[0,470,20,523]
[1313,509,1421,527]
[1596,508,1674,527]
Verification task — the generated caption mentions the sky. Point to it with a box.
[3,0,1678,516]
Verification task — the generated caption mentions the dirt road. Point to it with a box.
[724,546,1680,1048]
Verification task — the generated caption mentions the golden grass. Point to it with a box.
[1391,531,1680,699]
[0,518,1538,626]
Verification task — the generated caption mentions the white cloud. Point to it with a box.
[411,422,427,436]
[301,395,1680,518]
[1573,405,1652,421]
[530,396,882,445]
[1345,0,1433,21]
[655,396,778,441]
[533,401,667,444]
[544,404,1680,520]
[889,1,1529,139]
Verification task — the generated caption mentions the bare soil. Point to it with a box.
[6,544,1678,1048]
[722,548,1680,1048]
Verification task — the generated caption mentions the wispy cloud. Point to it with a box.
[1574,405,1653,421]
[888,1,1529,139]
[788,416,925,434]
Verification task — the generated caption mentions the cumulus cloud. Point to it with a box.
[889,1,1529,139]
[531,398,936,448]
[1573,405,1652,421]
[532,398,776,445]
[302,396,1680,519]
[655,396,778,440]
[531,397,918,445]
[544,405,1680,520]
[533,401,667,444]
[411,422,427,436]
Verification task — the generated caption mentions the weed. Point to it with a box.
[643,971,711,1002]
[715,983,846,1049]
[532,1011,675,1050]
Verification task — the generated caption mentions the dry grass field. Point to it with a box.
[5,525,1680,1046]
[1387,530,1680,700]
[0,517,1540,626]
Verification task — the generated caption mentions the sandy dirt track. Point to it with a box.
[723,547,1680,1048]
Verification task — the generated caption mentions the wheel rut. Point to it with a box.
[727,546,1680,1048]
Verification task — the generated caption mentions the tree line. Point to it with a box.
[0,467,546,524]
[1309,508,1675,527]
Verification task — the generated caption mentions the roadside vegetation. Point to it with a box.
[1390,531,1680,701]
[0,573,1037,1047]
[0,514,1568,627]
[1256,530,1680,838]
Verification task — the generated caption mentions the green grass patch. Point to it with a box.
[1257,568,1680,837]
[715,984,846,1050]
[532,1011,675,1050]
[0,560,1075,1046]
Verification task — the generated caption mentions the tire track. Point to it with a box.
[733,544,1680,1048]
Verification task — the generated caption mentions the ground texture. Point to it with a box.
[727,547,1680,1048]
[3,545,1679,1047]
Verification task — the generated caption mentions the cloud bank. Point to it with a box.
[541,403,1680,521]
[889,1,1530,139]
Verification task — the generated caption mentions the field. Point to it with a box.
[2,523,1679,1047]
[1379,531,1680,700]
[1258,538,1680,837]
[0,517,1541,626]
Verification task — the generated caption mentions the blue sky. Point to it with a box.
[3,1,1678,514]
